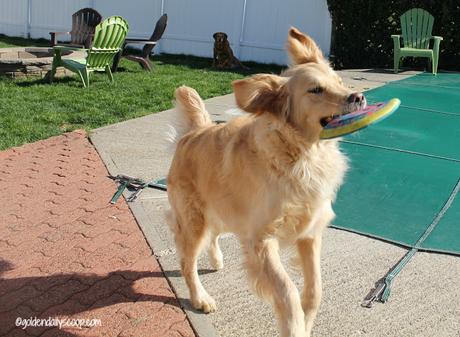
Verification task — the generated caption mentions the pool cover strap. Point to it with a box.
[377,178,460,304]
[363,178,460,307]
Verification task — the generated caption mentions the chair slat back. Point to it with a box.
[141,14,168,57]
[70,8,102,46]
[400,8,434,49]
[87,16,129,69]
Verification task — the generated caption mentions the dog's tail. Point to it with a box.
[175,86,212,130]
[165,86,212,150]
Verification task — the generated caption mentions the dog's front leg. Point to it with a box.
[296,201,334,336]
[244,238,305,337]
[296,235,322,337]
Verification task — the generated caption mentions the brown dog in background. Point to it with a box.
[167,27,366,337]
[212,32,249,70]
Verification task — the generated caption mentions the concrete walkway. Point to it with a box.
[90,69,460,337]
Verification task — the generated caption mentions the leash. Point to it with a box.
[108,174,167,204]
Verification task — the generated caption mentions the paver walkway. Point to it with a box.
[0,130,195,337]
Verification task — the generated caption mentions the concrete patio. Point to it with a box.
[90,69,460,337]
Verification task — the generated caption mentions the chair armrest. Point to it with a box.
[50,31,71,36]
[50,31,70,46]
[391,35,401,50]
[125,39,158,45]
[52,45,88,62]
[431,36,442,54]
[53,45,88,52]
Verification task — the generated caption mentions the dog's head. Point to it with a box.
[213,32,228,48]
[232,27,366,142]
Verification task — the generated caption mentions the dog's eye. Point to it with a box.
[308,87,323,94]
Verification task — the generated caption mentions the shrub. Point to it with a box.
[327,0,460,71]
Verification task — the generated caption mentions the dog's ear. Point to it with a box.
[286,27,325,65]
[213,32,218,40]
[223,32,228,40]
[232,74,288,117]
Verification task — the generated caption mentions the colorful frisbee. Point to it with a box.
[320,98,401,139]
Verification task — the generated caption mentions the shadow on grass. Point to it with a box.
[14,71,120,88]
[14,76,78,87]
[155,53,285,75]
[0,34,50,48]
[120,47,284,75]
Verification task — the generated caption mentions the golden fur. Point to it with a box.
[166,27,366,337]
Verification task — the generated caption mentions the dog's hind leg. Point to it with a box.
[208,232,223,270]
[244,237,305,337]
[167,201,217,313]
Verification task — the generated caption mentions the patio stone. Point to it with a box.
[0,131,195,337]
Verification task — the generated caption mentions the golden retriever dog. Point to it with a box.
[166,27,366,337]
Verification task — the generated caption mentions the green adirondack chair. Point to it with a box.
[50,16,129,87]
[392,8,442,74]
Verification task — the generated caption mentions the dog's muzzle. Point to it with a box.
[345,92,367,113]
[320,92,367,126]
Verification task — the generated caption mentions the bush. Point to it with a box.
[327,0,460,71]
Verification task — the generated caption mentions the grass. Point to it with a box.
[0,35,283,150]
[0,34,50,48]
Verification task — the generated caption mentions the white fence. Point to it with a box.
[0,0,332,65]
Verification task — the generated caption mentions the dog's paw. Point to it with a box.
[192,293,217,313]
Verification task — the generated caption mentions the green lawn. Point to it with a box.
[0,35,50,48]
[0,35,282,150]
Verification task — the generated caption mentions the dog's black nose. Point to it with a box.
[347,92,365,104]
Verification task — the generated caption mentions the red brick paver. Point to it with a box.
[0,131,195,337]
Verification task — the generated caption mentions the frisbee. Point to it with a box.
[320,98,401,139]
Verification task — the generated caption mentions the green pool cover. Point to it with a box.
[152,73,459,303]
[333,73,460,256]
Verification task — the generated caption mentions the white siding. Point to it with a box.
[0,0,28,37]
[29,0,91,39]
[240,0,332,64]
[0,0,332,65]
[160,0,245,57]
[93,0,162,39]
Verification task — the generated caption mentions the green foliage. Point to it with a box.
[327,0,460,71]
[0,36,282,150]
